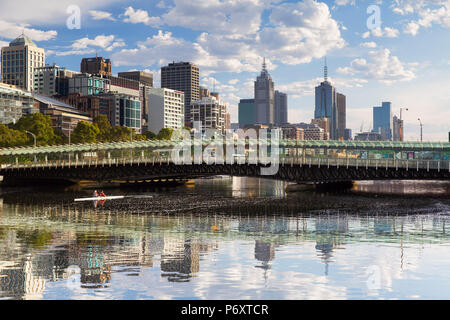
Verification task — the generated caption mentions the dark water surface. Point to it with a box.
[0,177,450,300]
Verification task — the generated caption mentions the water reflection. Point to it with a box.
[1,198,450,299]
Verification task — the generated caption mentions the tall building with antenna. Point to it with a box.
[314,58,346,140]
[254,57,275,125]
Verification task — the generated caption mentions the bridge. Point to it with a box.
[1,139,450,186]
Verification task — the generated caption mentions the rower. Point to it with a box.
[93,190,98,197]
[99,190,106,197]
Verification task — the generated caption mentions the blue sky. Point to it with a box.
[1,0,450,141]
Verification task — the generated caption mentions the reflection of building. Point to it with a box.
[314,217,348,275]
[160,238,200,282]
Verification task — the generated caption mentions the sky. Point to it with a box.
[1,0,450,141]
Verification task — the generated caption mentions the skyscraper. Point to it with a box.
[373,102,393,140]
[254,58,275,125]
[1,34,45,91]
[337,93,346,140]
[238,98,255,129]
[161,62,200,127]
[392,115,404,141]
[314,79,338,139]
[274,90,288,126]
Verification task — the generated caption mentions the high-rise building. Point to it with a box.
[392,115,404,142]
[355,132,382,141]
[336,93,346,139]
[238,98,255,129]
[108,93,142,133]
[254,58,275,125]
[1,34,45,91]
[33,63,78,97]
[148,88,185,134]
[80,57,111,76]
[161,62,200,127]
[190,95,227,134]
[344,128,353,141]
[314,60,339,140]
[274,90,288,126]
[373,101,393,140]
[117,71,153,87]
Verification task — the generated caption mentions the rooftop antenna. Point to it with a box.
[324,57,328,82]
[213,77,216,93]
[262,57,267,72]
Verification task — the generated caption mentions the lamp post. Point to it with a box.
[25,131,37,162]
[418,118,423,143]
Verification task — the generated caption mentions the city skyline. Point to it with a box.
[0,1,449,141]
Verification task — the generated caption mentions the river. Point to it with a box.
[0,177,450,300]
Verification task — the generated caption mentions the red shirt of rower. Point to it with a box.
[99,191,106,197]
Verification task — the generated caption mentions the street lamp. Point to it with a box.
[25,131,37,162]
[418,118,423,143]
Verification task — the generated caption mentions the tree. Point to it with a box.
[12,113,59,146]
[157,128,174,140]
[94,115,112,142]
[71,121,100,144]
[0,124,28,148]
[110,126,133,142]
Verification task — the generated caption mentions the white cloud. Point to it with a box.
[123,6,161,26]
[367,27,400,38]
[89,10,116,21]
[0,0,121,25]
[50,34,125,56]
[0,20,56,41]
[360,41,377,48]
[337,48,416,84]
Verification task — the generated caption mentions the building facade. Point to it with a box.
[254,59,275,125]
[68,74,111,96]
[315,80,338,140]
[336,93,346,140]
[274,90,288,126]
[1,34,45,91]
[80,57,111,76]
[238,98,255,129]
[34,93,92,137]
[117,71,153,87]
[33,63,78,97]
[161,62,200,127]
[392,115,404,142]
[373,101,393,140]
[0,83,35,124]
[355,131,382,141]
[148,88,185,134]
[190,96,227,134]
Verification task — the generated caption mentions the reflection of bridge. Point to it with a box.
[1,139,450,186]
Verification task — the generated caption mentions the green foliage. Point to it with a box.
[12,113,59,146]
[144,131,157,140]
[157,128,174,140]
[71,121,100,144]
[0,124,28,148]
[94,115,113,142]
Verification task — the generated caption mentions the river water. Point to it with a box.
[1,177,450,300]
